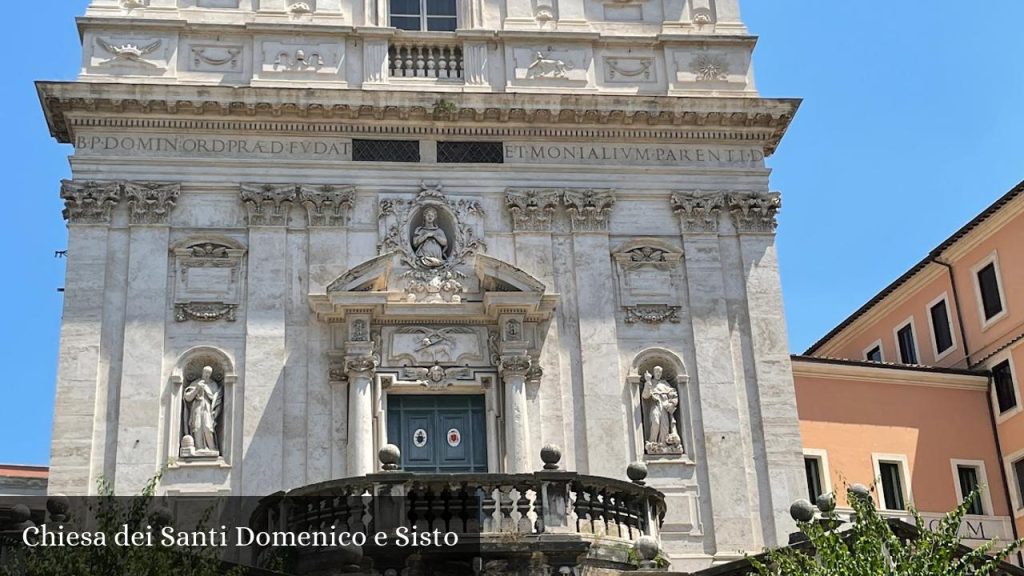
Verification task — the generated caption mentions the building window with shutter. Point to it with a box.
[973,255,1007,327]
[993,360,1018,415]
[895,321,918,365]
[874,454,910,511]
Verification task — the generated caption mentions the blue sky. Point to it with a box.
[2,2,1023,466]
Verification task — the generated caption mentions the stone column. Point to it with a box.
[50,181,121,495]
[562,190,627,479]
[345,352,377,477]
[113,182,180,494]
[671,191,755,554]
[240,184,295,496]
[500,355,532,473]
[728,192,805,545]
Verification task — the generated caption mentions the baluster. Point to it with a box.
[388,45,397,76]
[437,46,449,79]
[414,45,425,77]
[479,485,497,533]
[403,45,414,77]
[453,46,464,79]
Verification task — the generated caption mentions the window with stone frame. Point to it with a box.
[390,0,457,31]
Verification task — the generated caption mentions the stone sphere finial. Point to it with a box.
[379,444,402,471]
[627,461,649,485]
[789,498,815,523]
[633,535,660,569]
[848,483,872,501]
[540,444,562,470]
[11,504,31,523]
[149,505,173,528]
[47,495,70,522]
[816,492,836,513]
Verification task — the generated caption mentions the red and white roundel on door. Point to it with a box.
[447,428,462,448]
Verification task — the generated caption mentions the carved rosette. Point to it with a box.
[562,189,616,233]
[671,191,725,234]
[61,180,122,225]
[727,191,782,234]
[299,185,355,227]
[505,188,561,232]
[499,355,533,378]
[240,184,297,226]
[124,182,180,225]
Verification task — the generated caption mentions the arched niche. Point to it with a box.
[166,346,237,468]
[627,348,691,459]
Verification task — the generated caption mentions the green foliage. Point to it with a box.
[749,487,1022,576]
[2,475,248,576]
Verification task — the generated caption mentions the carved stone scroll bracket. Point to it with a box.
[624,305,681,325]
[670,191,725,235]
[505,188,561,232]
[562,189,616,233]
[299,184,355,227]
[240,183,297,227]
[124,181,180,225]
[727,191,782,234]
[60,180,122,225]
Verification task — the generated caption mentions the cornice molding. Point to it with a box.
[37,82,798,154]
[791,356,988,392]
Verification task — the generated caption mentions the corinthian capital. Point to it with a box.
[346,355,378,377]
[562,189,616,233]
[505,188,561,232]
[299,185,355,227]
[61,180,122,225]
[670,191,725,234]
[240,184,297,227]
[124,182,180,225]
[727,191,782,234]
[499,355,532,378]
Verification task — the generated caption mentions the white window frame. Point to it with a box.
[989,351,1022,422]
[803,449,833,501]
[950,459,993,516]
[927,293,958,363]
[389,0,460,31]
[872,453,913,511]
[1002,446,1024,518]
[972,251,1008,330]
[893,317,919,365]
[863,339,885,363]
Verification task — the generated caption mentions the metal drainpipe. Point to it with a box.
[934,256,1023,563]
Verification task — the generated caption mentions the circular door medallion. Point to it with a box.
[413,428,428,448]
[447,428,462,448]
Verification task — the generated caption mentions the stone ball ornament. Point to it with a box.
[627,461,649,485]
[46,495,70,521]
[541,444,562,470]
[633,535,660,569]
[848,483,872,501]
[816,491,836,513]
[789,498,816,523]
[149,505,174,528]
[379,444,402,471]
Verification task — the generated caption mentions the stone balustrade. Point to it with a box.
[388,39,464,80]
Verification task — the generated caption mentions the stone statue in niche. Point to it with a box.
[412,207,448,268]
[642,366,682,455]
[181,366,223,457]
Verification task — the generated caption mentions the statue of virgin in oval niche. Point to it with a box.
[412,207,449,268]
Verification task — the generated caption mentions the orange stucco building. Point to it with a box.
[798,180,1024,550]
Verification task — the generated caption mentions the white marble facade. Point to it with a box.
[42,0,805,569]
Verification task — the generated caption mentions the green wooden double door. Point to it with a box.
[386,395,487,473]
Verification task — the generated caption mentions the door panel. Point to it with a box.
[387,395,486,473]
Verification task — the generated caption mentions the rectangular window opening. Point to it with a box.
[956,465,984,515]
[977,263,1004,321]
[352,139,421,163]
[879,461,906,510]
[390,0,458,31]
[994,360,1017,414]
[930,300,954,355]
[897,324,918,365]
[866,345,883,363]
[1014,459,1024,510]
[437,141,505,164]
[804,457,824,502]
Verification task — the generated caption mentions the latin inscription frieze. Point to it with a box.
[75,133,352,160]
[504,143,765,167]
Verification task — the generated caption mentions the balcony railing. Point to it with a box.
[249,446,666,573]
[388,40,464,80]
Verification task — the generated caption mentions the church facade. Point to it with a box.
[39,0,807,571]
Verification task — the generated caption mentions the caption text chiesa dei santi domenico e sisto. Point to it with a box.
[39,0,805,571]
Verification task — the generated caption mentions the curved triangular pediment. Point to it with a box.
[325,251,395,293]
[476,254,546,294]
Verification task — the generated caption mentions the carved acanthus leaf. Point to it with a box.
[299,184,355,227]
[505,188,561,232]
[562,189,616,233]
[499,355,533,378]
[727,191,782,234]
[670,191,725,234]
[240,184,297,226]
[124,182,180,225]
[61,180,122,225]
